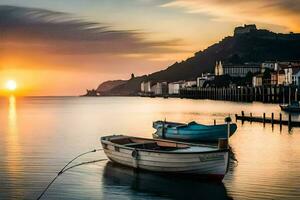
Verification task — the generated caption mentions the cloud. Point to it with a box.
[0,5,185,55]
[161,0,300,31]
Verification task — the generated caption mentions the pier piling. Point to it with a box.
[288,114,292,131]
[271,113,274,127]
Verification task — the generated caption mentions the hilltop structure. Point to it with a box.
[234,24,257,35]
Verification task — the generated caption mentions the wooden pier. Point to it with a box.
[180,86,299,103]
[235,111,300,130]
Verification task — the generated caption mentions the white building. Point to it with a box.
[197,73,215,88]
[261,62,279,72]
[214,61,223,76]
[271,70,285,86]
[292,68,300,86]
[140,82,145,92]
[151,82,167,95]
[252,74,263,87]
[140,81,152,93]
[183,81,197,88]
[168,81,185,95]
[284,68,293,85]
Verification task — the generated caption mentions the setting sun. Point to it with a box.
[5,80,17,91]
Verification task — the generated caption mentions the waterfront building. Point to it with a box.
[197,73,215,88]
[140,81,152,93]
[284,67,293,85]
[140,82,145,92]
[219,62,261,77]
[271,70,285,86]
[214,61,223,76]
[292,68,300,86]
[252,74,263,87]
[184,81,197,88]
[151,84,158,95]
[261,61,279,72]
[168,81,185,95]
[152,82,168,95]
[279,62,300,86]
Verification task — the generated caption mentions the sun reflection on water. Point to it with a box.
[6,95,23,197]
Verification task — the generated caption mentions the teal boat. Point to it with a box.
[152,120,237,142]
[280,101,300,113]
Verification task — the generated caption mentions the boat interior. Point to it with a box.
[105,136,215,152]
[154,121,209,129]
[108,136,190,151]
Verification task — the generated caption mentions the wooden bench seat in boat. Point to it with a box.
[108,136,190,151]
[124,141,157,149]
[109,137,132,145]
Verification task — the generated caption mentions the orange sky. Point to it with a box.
[0,1,300,96]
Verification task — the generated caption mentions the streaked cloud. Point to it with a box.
[0,5,185,55]
[161,0,300,31]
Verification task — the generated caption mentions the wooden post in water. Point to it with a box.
[288,113,292,131]
[250,113,253,123]
[279,113,282,130]
[271,113,274,127]
[263,113,266,125]
[283,87,285,104]
[289,86,291,105]
[214,119,216,125]
[225,116,231,140]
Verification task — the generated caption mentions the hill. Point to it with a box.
[96,80,127,95]
[97,25,300,95]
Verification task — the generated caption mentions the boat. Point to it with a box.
[101,135,230,181]
[280,101,300,113]
[152,120,237,142]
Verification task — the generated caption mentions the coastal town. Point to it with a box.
[84,24,300,104]
[140,60,300,102]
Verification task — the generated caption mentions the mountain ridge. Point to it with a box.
[96,26,300,95]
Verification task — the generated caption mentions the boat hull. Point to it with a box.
[280,105,300,113]
[101,138,229,180]
[153,123,237,142]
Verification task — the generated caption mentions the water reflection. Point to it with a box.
[102,162,232,200]
[6,96,23,198]
[8,95,17,134]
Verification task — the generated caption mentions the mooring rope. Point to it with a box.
[36,148,106,200]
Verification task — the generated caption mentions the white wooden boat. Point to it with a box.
[101,135,230,180]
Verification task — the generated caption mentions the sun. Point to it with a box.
[5,80,17,91]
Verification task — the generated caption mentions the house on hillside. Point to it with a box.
[216,61,261,77]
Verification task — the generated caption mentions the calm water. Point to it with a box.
[1,96,300,200]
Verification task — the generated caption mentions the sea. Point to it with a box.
[1,96,300,199]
